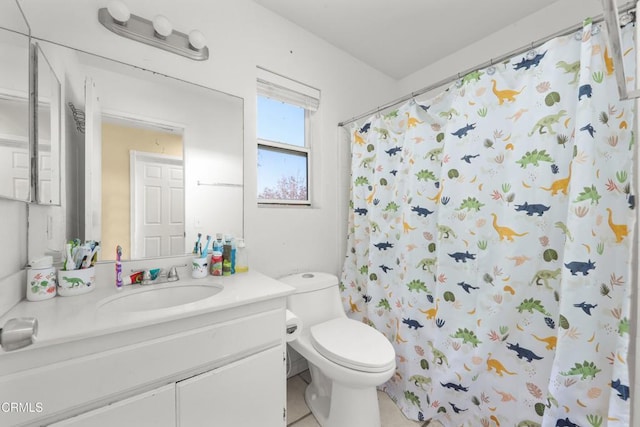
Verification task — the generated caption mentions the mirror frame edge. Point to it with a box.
[28,40,37,203]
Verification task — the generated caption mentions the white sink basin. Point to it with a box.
[98,282,223,312]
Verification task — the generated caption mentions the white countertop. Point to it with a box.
[0,267,294,353]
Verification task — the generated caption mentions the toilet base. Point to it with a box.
[304,373,381,427]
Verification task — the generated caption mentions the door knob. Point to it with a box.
[0,317,38,351]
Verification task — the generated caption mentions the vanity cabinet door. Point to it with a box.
[177,346,285,427]
[48,383,175,427]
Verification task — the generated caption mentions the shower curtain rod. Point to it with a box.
[338,1,637,127]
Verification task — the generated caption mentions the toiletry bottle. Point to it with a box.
[235,238,248,273]
[211,233,223,276]
[222,235,232,276]
[230,237,236,274]
[124,271,144,285]
[116,245,123,289]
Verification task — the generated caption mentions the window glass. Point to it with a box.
[257,96,305,147]
[257,145,308,201]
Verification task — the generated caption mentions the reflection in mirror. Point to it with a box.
[37,41,244,261]
[0,29,30,202]
[35,43,62,205]
[102,118,184,259]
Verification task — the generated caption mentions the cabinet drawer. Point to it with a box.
[177,346,285,427]
[0,308,283,426]
[48,384,175,427]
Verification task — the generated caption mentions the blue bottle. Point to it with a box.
[231,237,237,274]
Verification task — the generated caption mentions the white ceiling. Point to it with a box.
[252,0,563,80]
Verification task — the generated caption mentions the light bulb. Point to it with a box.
[188,30,206,50]
[107,0,130,25]
[153,15,172,38]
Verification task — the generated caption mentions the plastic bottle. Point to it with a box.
[222,235,232,276]
[230,237,237,274]
[210,234,223,276]
[235,238,248,273]
[115,245,123,289]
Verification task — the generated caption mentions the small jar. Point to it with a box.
[27,256,57,301]
[192,255,209,279]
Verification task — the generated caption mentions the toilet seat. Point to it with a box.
[310,318,395,373]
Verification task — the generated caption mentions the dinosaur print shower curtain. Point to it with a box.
[341,21,635,426]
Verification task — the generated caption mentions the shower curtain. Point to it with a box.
[341,20,635,426]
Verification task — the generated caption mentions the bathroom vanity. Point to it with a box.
[0,268,294,427]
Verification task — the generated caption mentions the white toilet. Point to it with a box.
[280,272,396,427]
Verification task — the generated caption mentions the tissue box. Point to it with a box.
[57,266,96,297]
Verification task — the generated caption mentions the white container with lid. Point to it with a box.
[235,238,248,273]
[27,256,57,301]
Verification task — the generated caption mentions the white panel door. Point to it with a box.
[131,151,184,258]
[0,140,29,200]
[177,347,285,427]
[49,383,175,427]
[38,148,51,203]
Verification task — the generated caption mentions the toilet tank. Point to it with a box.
[280,272,346,327]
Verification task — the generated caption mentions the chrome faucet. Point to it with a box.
[1,318,38,351]
[141,266,180,285]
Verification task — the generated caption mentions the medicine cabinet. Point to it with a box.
[0,27,61,205]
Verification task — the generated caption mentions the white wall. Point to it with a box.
[0,1,29,314]
[0,199,27,314]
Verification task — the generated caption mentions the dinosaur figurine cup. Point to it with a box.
[57,266,96,297]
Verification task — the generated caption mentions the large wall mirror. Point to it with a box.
[38,41,244,261]
[0,29,30,202]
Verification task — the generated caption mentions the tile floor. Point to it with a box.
[286,370,442,427]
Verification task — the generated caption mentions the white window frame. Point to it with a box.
[256,67,319,206]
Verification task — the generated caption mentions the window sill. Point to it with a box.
[257,201,312,208]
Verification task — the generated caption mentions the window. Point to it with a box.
[256,68,319,205]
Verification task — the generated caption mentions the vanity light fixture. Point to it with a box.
[98,0,209,61]
[152,15,172,39]
[188,30,207,50]
[106,0,130,25]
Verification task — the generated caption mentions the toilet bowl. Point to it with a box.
[280,272,396,427]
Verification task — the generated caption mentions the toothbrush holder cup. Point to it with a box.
[191,256,209,279]
[57,266,96,297]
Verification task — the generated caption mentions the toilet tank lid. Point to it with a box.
[279,272,339,293]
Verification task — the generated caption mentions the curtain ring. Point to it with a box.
[455,73,464,88]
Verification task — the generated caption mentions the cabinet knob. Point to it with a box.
[0,317,38,351]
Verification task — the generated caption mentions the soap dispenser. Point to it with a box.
[235,238,248,273]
